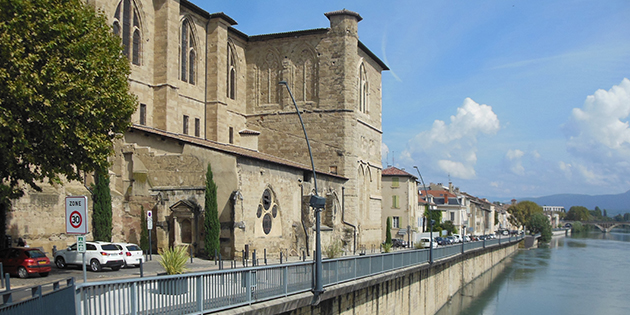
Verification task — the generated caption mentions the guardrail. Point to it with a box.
[75,235,523,315]
[0,278,75,315]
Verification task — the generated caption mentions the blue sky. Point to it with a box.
[193,0,630,201]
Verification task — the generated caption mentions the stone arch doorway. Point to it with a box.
[169,199,201,255]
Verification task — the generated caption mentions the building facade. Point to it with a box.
[7,0,388,259]
[381,167,419,244]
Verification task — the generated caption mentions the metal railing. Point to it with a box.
[1,278,75,315]
[75,235,523,315]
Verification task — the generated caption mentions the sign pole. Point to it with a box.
[77,235,87,283]
[66,196,88,283]
[147,210,153,261]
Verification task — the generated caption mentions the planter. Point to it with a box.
[157,276,189,295]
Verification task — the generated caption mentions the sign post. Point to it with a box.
[147,210,153,261]
[66,196,88,283]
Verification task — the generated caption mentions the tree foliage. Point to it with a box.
[386,217,392,245]
[92,169,111,241]
[527,213,552,243]
[566,206,591,221]
[204,164,220,258]
[507,201,543,229]
[0,0,137,202]
[442,220,458,236]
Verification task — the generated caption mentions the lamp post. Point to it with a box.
[279,81,325,303]
[413,166,434,263]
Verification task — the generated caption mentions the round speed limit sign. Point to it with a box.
[70,211,82,228]
[66,196,88,234]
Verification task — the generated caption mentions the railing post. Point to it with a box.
[197,275,203,312]
[131,282,138,315]
[4,273,9,290]
[283,266,288,296]
[246,270,252,304]
[483,239,486,249]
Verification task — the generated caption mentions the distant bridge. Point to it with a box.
[566,221,630,233]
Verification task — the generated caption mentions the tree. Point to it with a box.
[590,207,603,220]
[204,164,220,258]
[424,205,442,230]
[92,169,112,241]
[603,209,608,218]
[613,214,623,222]
[0,0,137,203]
[527,213,552,243]
[442,221,458,236]
[386,217,392,245]
[508,201,543,229]
[140,206,149,252]
[566,206,591,221]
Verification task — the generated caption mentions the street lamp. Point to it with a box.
[413,166,434,263]
[279,81,325,303]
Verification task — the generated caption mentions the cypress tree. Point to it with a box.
[204,164,220,258]
[92,169,112,241]
[140,206,149,252]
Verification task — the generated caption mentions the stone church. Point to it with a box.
[7,0,388,259]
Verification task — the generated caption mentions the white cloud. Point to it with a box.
[402,98,500,179]
[563,78,630,182]
[505,149,525,175]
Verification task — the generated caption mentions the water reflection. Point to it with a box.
[436,232,630,315]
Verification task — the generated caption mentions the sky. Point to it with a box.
[192,0,630,202]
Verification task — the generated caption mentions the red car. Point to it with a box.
[0,247,51,278]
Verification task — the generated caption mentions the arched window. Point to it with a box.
[113,0,141,65]
[227,43,236,100]
[257,188,279,235]
[180,19,196,84]
[359,63,368,113]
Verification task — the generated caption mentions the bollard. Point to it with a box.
[5,273,10,291]
[242,250,246,267]
[215,249,218,265]
[190,246,194,264]
[139,259,143,277]
[52,245,57,257]
[252,250,257,267]
[303,250,306,262]
[280,251,283,264]
[264,249,267,265]
[219,253,223,270]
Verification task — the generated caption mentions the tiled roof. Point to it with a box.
[129,124,348,180]
[382,166,416,178]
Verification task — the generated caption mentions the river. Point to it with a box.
[435,231,630,315]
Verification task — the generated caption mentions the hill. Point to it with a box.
[520,190,630,216]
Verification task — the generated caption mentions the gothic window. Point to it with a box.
[295,48,316,102]
[258,188,279,235]
[183,115,189,135]
[359,63,368,113]
[180,19,196,84]
[113,0,141,65]
[139,103,146,125]
[227,43,236,100]
[260,52,279,104]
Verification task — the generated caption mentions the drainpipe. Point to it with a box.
[340,187,357,254]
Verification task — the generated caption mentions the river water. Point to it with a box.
[435,231,630,315]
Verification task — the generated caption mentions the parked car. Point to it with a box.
[54,241,124,272]
[0,247,51,278]
[435,237,450,246]
[113,243,144,267]
[452,234,462,243]
[392,239,407,248]
[446,236,456,244]
[419,237,437,248]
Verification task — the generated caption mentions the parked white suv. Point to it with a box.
[54,241,124,272]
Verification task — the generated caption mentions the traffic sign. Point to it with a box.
[147,210,153,230]
[77,235,86,253]
[66,196,88,234]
